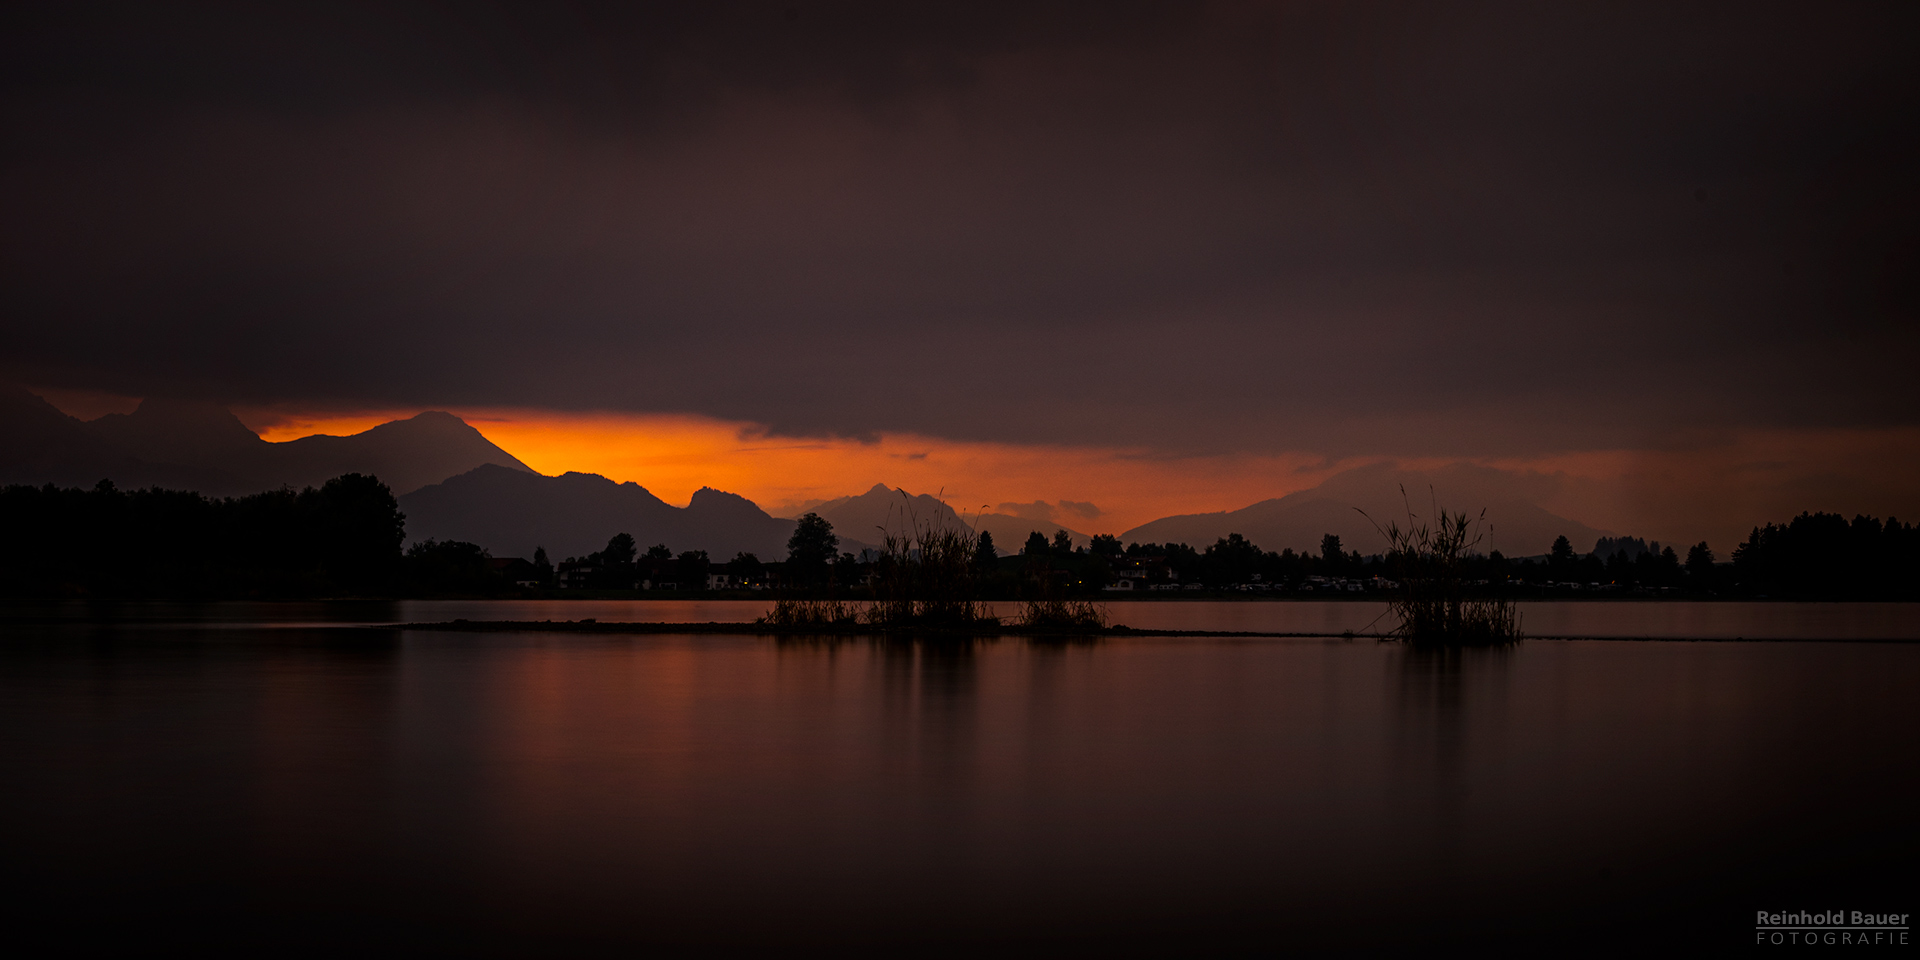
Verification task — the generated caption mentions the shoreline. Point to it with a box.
[383,619,1920,643]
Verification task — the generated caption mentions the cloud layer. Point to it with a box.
[3,2,1914,460]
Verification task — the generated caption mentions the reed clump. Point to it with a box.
[1363,487,1521,646]
[1015,597,1108,632]
[865,496,998,631]
[758,598,861,628]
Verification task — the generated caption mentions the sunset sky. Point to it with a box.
[4,3,1915,548]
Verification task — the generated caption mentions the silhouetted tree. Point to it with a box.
[533,546,555,588]
[1089,533,1122,558]
[314,473,406,592]
[0,472,408,597]
[594,532,638,589]
[1731,512,1914,598]
[729,552,764,585]
[597,533,634,564]
[677,550,710,590]
[404,538,498,595]
[1052,529,1074,556]
[1684,542,1714,578]
[1023,531,1050,556]
[1549,535,1575,575]
[1318,533,1346,574]
[973,531,998,572]
[1163,542,1202,582]
[644,543,673,561]
[832,551,863,588]
[1655,545,1681,586]
[1203,533,1263,586]
[787,512,838,587]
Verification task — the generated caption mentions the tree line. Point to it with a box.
[1,475,407,598]
[775,514,1916,601]
[2,476,1912,600]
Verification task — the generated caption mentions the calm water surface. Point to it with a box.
[1,603,1914,954]
[14,598,1918,639]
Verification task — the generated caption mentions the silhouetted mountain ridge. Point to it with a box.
[798,484,966,540]
[1121,462,1611,557]
[0,385,147,487]
[399,464,797,561]
[795,484,1090,554]
[0,386,532,496]
[267,410,533,495]
[87,399,263,466]
[5,386,1618,564]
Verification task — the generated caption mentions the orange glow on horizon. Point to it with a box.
[48,396,1909,549]
[233,405,1348,534]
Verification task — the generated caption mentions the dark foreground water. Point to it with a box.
[1,603,1915,955]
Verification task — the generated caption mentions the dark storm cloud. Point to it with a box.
[997,499,1103,524]
[2,1,1914,455]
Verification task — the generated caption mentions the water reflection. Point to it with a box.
[2,622,1915,954]
[1389,643,1516,886]
[8,598,1918,639]
[908,641,979,742]
[1393,643,1514,721]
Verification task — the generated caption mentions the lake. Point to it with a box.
[1,601,1914,954]
[18,597,1918,640]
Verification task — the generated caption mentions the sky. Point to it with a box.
[4,2,1916,547]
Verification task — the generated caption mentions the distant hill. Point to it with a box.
[798,484,963,551]
[1120,462,1611,557]
[795,483,1089,555]
[969,513,1091,554]
[0,386,532,496]
[0,384,155,488]
[1590,536,1655,560]
[6,385,1611,562]
[268,411,534,495]
[400,464,796,561]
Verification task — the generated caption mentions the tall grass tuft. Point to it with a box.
[1361,487,1521,646]
[865,494,998,631]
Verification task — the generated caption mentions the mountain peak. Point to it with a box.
[2,383,82,422]
[0,383,135,484]
[400,469,794,561]
[86,397,266,464]
[273,412,535,494]
[0,390,547,497]
[1120,462,1606,556]
[349,410,514,448]
[393,410,477,432]
[689,486,773,518]
[803,484,967,542]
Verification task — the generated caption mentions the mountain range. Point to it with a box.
[1119,461,1608,557]
[399,465,797,561]
[1,384,531,496]
[3,385,1612,561]
[0,384,801,561]
[793,483,1092,555]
